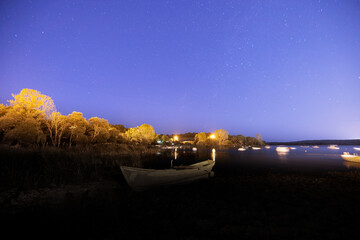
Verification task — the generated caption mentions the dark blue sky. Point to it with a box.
[1,0,359,141]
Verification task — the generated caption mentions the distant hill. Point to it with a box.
[266,139,360,146]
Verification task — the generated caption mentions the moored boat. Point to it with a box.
[238,147,246,151]
[341,152,360,163]
[252,147,261,150]
[313,146,319,148]
[276,146,290,153]
[265,145,271,149]
[120,160,215,191]
[328,145,339,150]
[353,147,360,151]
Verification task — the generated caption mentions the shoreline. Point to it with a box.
[2,165,360,239]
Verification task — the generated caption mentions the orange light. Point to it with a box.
[174,136,179,141]
[210,134,215,139]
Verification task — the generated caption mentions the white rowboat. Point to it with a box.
[120,160,215,191]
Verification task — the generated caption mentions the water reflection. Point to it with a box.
[143,145,355,171]
[174,147,178,160]
[344,161,360,169]
[277,151,289,161]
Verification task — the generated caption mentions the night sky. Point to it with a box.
[1,0,359,141]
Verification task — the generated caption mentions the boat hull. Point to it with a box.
[341,155,360,163]
[120,160,215,191]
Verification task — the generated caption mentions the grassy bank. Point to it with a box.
[0,144,157,191]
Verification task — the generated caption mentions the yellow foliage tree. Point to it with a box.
[3,117,45,145]
[138,124,156,143]
[125,124,155,144]
[67,112,89,146]
[0,104,8,117]
[214,129,229,145]
[0,88,57,145]
[88,117,110,144]
[44,112,70,147]
[194,132,207,145]
[125,127,142,143]
[9,88,56,118]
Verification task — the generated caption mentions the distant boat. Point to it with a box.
[289,147,296,150]
[238,147,246,151]
[341,152,360,163]
[192,147,197,151]
[276,146,290,153]
[265,145,271,149]
[252,147,261,150]
[353,147,360,151]
[313,146,319,148]
[120,160,215,191]
[328,145,339,150]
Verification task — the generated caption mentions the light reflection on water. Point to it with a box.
[143,145,357,171]
[277,151,288,162]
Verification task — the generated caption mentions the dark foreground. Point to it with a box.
[2,165,360,240]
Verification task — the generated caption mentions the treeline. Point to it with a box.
[193,131,264,147]
[0,89,156,147]
[0,89,264,148]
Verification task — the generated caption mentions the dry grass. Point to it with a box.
[0,143,157,190]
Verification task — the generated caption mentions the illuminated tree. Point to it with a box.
[139,124,156,143]
[125,124,156,144]
[214,129,229,145]
[44,112,69,147]
[125,127,142,143]
[0,104,8,117]
[3,117,45,145]
[108,127,127,143]
[195,132,207,145]
[229,135,246,146]
[9,88,56,118]
[111,124,126,133]
[88,117,110,144]
[66,112,89,146]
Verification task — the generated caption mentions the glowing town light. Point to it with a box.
[210,134,216,139]
[174,136,179,141]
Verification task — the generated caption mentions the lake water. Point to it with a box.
[142,145,360,172]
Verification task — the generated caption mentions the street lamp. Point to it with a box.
[174,135,179,141]
[210,134,215,139]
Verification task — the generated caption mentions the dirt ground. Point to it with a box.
[2,166,360,239]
